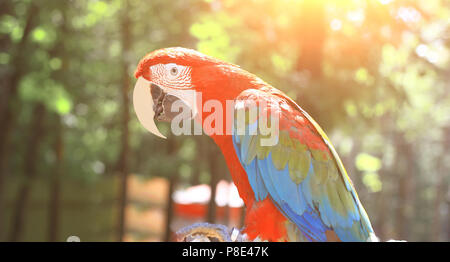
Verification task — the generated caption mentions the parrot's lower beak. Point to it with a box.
[133,77,197,138]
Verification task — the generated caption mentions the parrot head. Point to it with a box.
[133,47,259,138]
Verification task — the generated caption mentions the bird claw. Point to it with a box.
[176,222,264,242]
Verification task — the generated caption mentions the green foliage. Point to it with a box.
[19,74,73,115]
[0,52,10,65]
[0,14,22,42]
[355,153,383,193]
[362,172,383,193]
[356,153,382,173]
[190,14,241,62]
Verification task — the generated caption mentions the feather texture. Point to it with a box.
[232,89,374,242]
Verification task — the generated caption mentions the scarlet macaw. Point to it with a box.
[133,47,376,242]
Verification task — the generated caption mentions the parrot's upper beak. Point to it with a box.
[133,77,197,138]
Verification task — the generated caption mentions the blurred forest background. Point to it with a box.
[0,0,449,242]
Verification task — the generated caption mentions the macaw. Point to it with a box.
[133,47,377,242]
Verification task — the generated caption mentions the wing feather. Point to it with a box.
[232,89,374,242]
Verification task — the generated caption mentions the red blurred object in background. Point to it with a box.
[173,180,244,221]
[125,176,243,241]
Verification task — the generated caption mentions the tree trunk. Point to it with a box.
[164,178,177,241]
[375,168,389,241]
[8,103,46,241]
[220,160,230,227]
[190,136,202,185]
[374,114,394,241]
[0,3,38,236]
[394,133,415,240]
[48,116,63,241]
[431,127,450,241]
[207,151,219,223]
[164,136,177,242]
[46,4,70,241]
[116,0,131,242]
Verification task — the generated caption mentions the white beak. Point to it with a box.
[133,76,198,139]
[133,77,166,138]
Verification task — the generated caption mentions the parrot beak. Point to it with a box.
[133,77,197,138]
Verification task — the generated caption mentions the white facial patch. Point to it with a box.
[150,63,192,90]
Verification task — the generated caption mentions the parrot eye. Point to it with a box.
[170,66,178,76]
[165,63,180,78]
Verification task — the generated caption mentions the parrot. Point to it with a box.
[133,47,377,242]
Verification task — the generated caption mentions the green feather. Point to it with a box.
[337,180,357,215]
[312,158,329,185]
[280,131,294,148]
[326,181,347,217]
[272,142,289,170]
[328,162,339,181]
[288,150,310,184]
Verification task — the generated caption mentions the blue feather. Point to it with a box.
[231,91,375,241]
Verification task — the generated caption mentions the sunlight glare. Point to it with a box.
[330,18,342,31]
